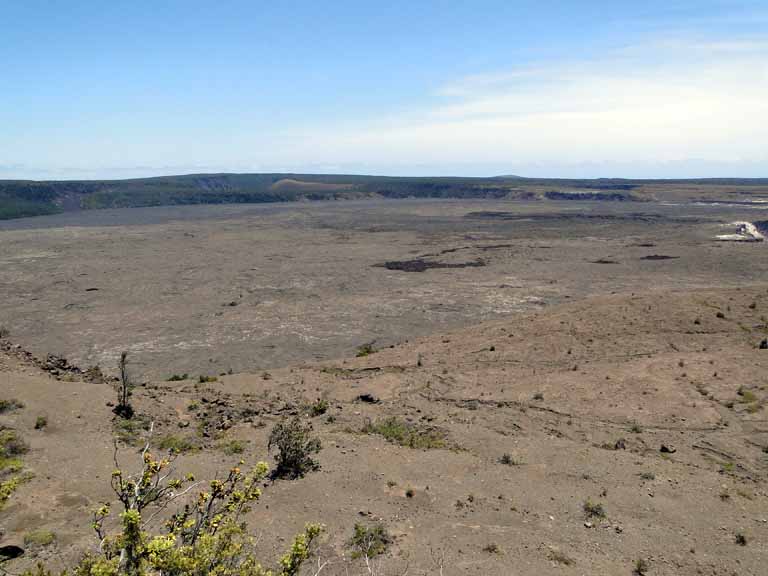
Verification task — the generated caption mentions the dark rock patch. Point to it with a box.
[375,258,485,273]
[641,255,679,261]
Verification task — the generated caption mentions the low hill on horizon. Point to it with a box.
[2,172,768,220]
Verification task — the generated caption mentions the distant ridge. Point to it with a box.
[1,172,768,220]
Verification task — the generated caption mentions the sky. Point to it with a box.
[1,1,767,180]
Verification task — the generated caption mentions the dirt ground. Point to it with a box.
[1,199,767,379]
[1,199,768,575]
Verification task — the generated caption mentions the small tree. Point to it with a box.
[114,352,134,419]
[268,417,321,479]
[24,430,323,576]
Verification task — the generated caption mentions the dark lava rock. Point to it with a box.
[0,544,24,560]
[641,255,679,261]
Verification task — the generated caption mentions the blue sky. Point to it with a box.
[1,1,767,179]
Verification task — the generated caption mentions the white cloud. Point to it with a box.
[283,37,768,175]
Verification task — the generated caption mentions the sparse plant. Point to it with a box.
[198,374,218,383]
[532,392,544,401]
[639,472,655,481]
[0,326,9,339]
[356,342,377,357]
[24,431,323,575]
[482,543,501,554]
[583,498,606,519]
[361,417,447,450]
[630,422,643,434]
[499,453,518,465]
[405,488,415,498]
[268,416,321,479]
[24,530,56,548]
[34,415,48,430]
[0,426,29,511]
[0,398,24,414]
[113,414,151,446]
[737,386,757,402]
[1,427,30,458]
[0,475,24,511]
[548,549,574,566]
[113,351,135,419]
[735,532,747,546]
[219,438,246,455]
[166,373,189,382]
[348,522,391,560]
[157,434,198,454]
[309,398,329,417]
[633,557,650,575]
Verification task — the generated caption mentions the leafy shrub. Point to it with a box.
[633,558,650,575]
[583,498,606,519]
[20,441,323,575]
[0,426,29,510]
[309,398,329,417]
[157,434,198,454]
[0,399,24,414]
[362,417,446,450]
[24,530,56,547]
[356,343,377,357]
[219,439,246,455]
[268,417,321,479]
[0,476,23,511]
[0,428,29,458]
[498,453,518,465]
[348,522,391,559]
[113,414,151,446]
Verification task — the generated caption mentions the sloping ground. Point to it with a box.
[1,286,767,574]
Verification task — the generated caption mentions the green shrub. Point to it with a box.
[348,522,391,559]
[24,530,56,547]
[356,343,377,357]
[498,453,518,465]
[0,476,22,510]
[583,498,606,519]
[0,428,29,458]
[35,415,48,430]
[362,417,446,450]
[309,398,329,417]
[219,439,246,455]
[268,417,321,479]
[198,375,218,383]
[19,443,323,575]
[113,414,151,446]
[0,399,24,414]
[166,373,189,382]
[157,434,198,454]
